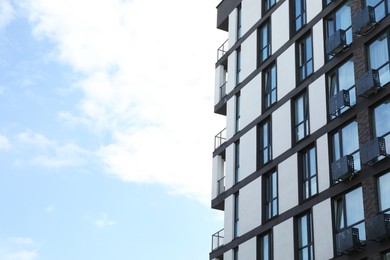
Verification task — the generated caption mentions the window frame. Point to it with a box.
[296,33,314,83]
[298,144,318,201]
[377,171,390,213]
[367,30,390,87]
[295,211,315,260]
[257,230,273,260]
[237,4,242,40]
[235,92,241,133]
[258,118,272,167]
[258,20,272,65]
[365,0,390,22]
[263,0,276,14]
[263,169,278,221]
[292,0,307,33]
[234,192,240,238]
[234,140,240,184]
[292,91,310,143]
[262,62,277,111]
[236,47,242,86]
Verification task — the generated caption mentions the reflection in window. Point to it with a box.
[236,48,242,85]
[264,171,278,220]
[331,121,361,172]
[335,187,366,240]
[235,93,241,133]
[237,4,242,40]
[300,146,318,200]
[378,172,390,212]
[263,63,277,110]
[257,231,272,260]
[294,91,310,142]
[373,100,390,154]
[366,0,390,22]
[293,0,306,32]
[234,193,239,238]
[298,34,313,82]
[259,119,272,166]
[368,32,390,87]
[235,141,240,183]
[328,59,356,117]
[263,0,276,13]
[259,21,271,63]
[297,212,314,260]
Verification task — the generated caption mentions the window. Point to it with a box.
[334,187,366,241]
[233,247,239,260]
[257,231,273,260]
[378,172,390,213]
[237,4,242,40]
[328,59,356,117]
[263,170,278,220]
[263,0,276,13]
[258,119,272,166]
[292,0,306,32]
[236,48,242,85]
[331,121,361,172]
[263,63,277,110]
[235,141,240,183]
[373,100,390,154]
[234,193,240,238]
[296,212,314,260]
[368,32,390,87]
[235,93,241,133]
[366,0,390,22]
[325,3,352,58]
[383,251,390,260]
[293,91,310,142]
[299,145,318,200]
[324,0,332,6]
[297,34,313,82]
[258,21,271,64]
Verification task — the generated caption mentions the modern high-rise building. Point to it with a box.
[210,0,390,259]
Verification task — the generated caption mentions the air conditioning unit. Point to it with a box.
[328,89,350,116]
[360,137,387,165]
[356,69,381,97]
[353,6,376,36]
[366,214,390,241]
[336,227,363,255]
[331,155,354,182]
[326,29,348,56]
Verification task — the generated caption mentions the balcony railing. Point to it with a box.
[356,69,381,97]
[217,176,225,196]
[336,227,363,255]
[366,213,390,241]
[220,81,227,100]
[217,39,228,61]
[211,229,224,251]
[215,128,227,150]
[328,89,351,116]
[360,137,387,165]
[331,155,355,182]
[353,6,376,35]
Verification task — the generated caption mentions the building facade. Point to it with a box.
[210,0,390,259]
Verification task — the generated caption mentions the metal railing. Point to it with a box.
[211,229,224,251]
[214,128,227,150]
[217,176,225,196]
[217,39,228,61]
[219,81,227,100]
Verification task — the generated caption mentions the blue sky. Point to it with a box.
[0,0,226,259]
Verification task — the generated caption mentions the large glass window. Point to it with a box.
[259,21,271,63]
[325,2,352,58]
[368,32,390,87]
[257,231,273,260]
[236,48,242,85]
[263,63,277,110]
[297,212,314,260]
[334,187,366,240]
[299,145,318,200]
[297,34,313,82]
[235,93,241,133]
[331,121,361,172]
[234,193,240,238]
[373,100,390,154]
[366,0,390,22]
[383,251,390,260]
[293,0,306,32]
[259,119,272,166]
[293,91,310,142]
[263,0,276,13]
[235,141,240,183]
[328,59,356,117]
[264,170,278,220]
[378,172,390,212]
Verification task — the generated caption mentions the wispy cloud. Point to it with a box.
[16,129,54,148]
[8,237,34,246]
[44,205,55,213]
[0,0,15,30]
[0,135,10,150]
[94,212,118,228]
[5,250,37,260]
[18,0,226,204]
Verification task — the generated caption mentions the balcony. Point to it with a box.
[356,69,381,97]
[366,213,390,241]
[331,155,355,182]
[211,229,224,251]
[219,81,227,101]
[217,176,225,196]
[353,6,376,36]
[326,29,348,56]
[217,39,228,61]
[328,90,350,116]
[360,137,387,165]
[214,128,227,150]
[336,227,363,255]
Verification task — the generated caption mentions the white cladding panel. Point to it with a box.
[274,218,294,260]
[312,21,325,72]
[226,97,236,140]
[239,237,257,260]
[272,101,291,158]
[240,178,262,234]
[240,128,257,180]
[227,51,236,94]
[242,0,262,33]
[228,9,239,48]
[278,154,298,214]
[307,0,322,22]
[309,75,327,133]
[313,199,334,260]
[211,155,225,199]
[241,74,262,127]
[225,144,235,189]
[271,1,289,52]
[277,46,296,99]
[214,65,224,105]
[224,195,234,243]
[317,134,330,192]
[241,32,257,81]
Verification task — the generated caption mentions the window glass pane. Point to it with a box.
[369,34,390,85]
[341,121,359,155]
[374,102,390,137]
[335,3,352,43]
[310,176,317,195]
[345,187,364,225]
[309,148,316,176]
[335,198,344,229]
[299,215,308,246]
[338,60,355,90]
[383,251,390,260]
[379,172,390,211]
[332,132,341,160]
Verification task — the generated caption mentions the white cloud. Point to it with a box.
[18,0,226,204]
[31,143,87,168]
[94,212,118,228]
[5,250,37,260]
[44,205,55,213]
[8,238,34,246]
[0,135,10,150]
[0,0,15,30]
[16,129,54,148]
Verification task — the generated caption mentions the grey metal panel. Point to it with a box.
[216,0,241,31]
